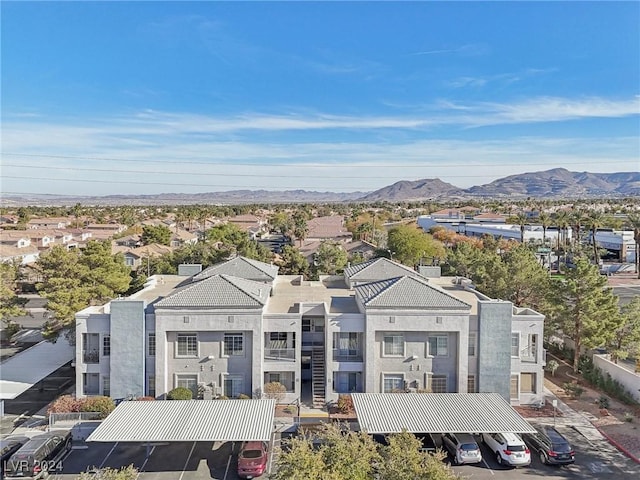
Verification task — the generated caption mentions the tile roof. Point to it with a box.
[307,216,351,239]
[87,399,276,442]
[344,257,419,280]
[354,276,471,310]
[193,256,278,282]
[352,393,535,434]
[155,274,270,309]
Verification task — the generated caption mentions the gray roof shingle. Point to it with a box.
[354,276,471,310]
[193,256,278,282]
[155,274,270,309]
[344,257,419,281]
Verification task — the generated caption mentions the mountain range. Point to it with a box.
[4,169,639,206]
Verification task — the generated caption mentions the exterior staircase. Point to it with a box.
[311,347,326,408]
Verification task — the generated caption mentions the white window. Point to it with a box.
[102,376,110,396]
[224,333,244,356]
[224,374,244,398]
[148,375,156,398]
[468,332,476,357]
[511,333,520,357]
[383,374,404,393]
[383,334,404,356]
[177,333,198,357]
[102,335,111,356]
[176,374,198,397]
[510,375,519,400]
[334,372,360,393]
[521,373,536,394]
[334,332,360,357]
[266,372,294,391]
[148,333,156,356]
[428,375,447,393]
[125,257,135,266]
[467,375,476,393]
[428,334,448,357]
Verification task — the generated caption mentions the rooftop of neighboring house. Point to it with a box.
[27,217,71,226]
[306,216,351,239]
[126,244,174,259]
[0,244,40,259]
[228,214,263,224]
[171,229,198,241]
[473,212,508,220]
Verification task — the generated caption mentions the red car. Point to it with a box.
[237,441,269,479]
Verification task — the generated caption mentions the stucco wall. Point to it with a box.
[593,354,640,402]
[110,300,146,399]
[477,301,512,402]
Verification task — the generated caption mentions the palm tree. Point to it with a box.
[569,209,587,248]
[293,214,308,247]
[515,213,528,244]
[538,212,551,246]
[586,210,605,265]
[553,210,569,251]
[627,213,640,279]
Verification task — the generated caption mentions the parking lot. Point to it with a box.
[43,421,640,480]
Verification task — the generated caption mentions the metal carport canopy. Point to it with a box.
[87,399,276,442]
[352,393,536,434]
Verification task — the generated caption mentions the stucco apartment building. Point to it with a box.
[75,256,545,407]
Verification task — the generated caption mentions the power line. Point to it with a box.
[1,175,362,191]
[2,152,628,169]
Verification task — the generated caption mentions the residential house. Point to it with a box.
[170,229,198,248]
[121,244,174,269]
[227,214,267,240]
[305,216,352,243]
[75,256,545,407]
[27,217,71,229]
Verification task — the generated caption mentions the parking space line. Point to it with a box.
[99,442,119,468]
[223,442,235,480]
[481,458,495,475]
[178,441,197,480]
[139,445,156,472]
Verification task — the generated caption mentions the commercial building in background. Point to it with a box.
[75,256,545,407]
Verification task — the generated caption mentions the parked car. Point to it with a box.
[4,431,72,480]
[481,432,531,467]
[0,436,30,478]
[237,441,268,479]
[522,426,575,465]
[441,433,482,465]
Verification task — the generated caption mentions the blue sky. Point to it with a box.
[2,1,639,196]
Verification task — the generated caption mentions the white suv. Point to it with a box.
[481,432,531,467]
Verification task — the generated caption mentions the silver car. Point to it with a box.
[441,433,483,465]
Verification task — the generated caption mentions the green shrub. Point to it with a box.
[545,359,559,376]
[167,387,193,400]
[283,405,297,414]
[563,382,585,399]
[80,396,116,418]
[597,396,610,409]
[623,412,634,422]
[238,394,250,399]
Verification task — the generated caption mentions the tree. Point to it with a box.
[0,262,27,332]
[278,245,310,277]
[37,242,131,339]
[141,225,171,246]
[627,213,640,279]
[608,297,640,363]
[548,256,621,372]
[272,423,459,480]
[586,210,605,264]
[263,381,286,402]
[269,211,293,235]
[387,225,446,267]
[538,212,551,246]
[378,430,458,480]
[293,212,309,247]
[314,241,348,275]
[569,208,587,247]
[495,245,550,310]
[512,213,528,244]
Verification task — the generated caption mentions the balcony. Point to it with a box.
[83,350,100,364]
[332,350,363,362]
[520,345,544,364]
[264,348,295,362]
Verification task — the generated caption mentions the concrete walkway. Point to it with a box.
[537,387,640,464]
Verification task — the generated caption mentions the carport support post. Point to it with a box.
[145,442,151,459]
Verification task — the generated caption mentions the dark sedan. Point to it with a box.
[522,425,575,465]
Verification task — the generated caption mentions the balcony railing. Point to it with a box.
[520,345,538,363]
[332,350,363,362]
[264,348,295,361]
[83,350,99,363]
